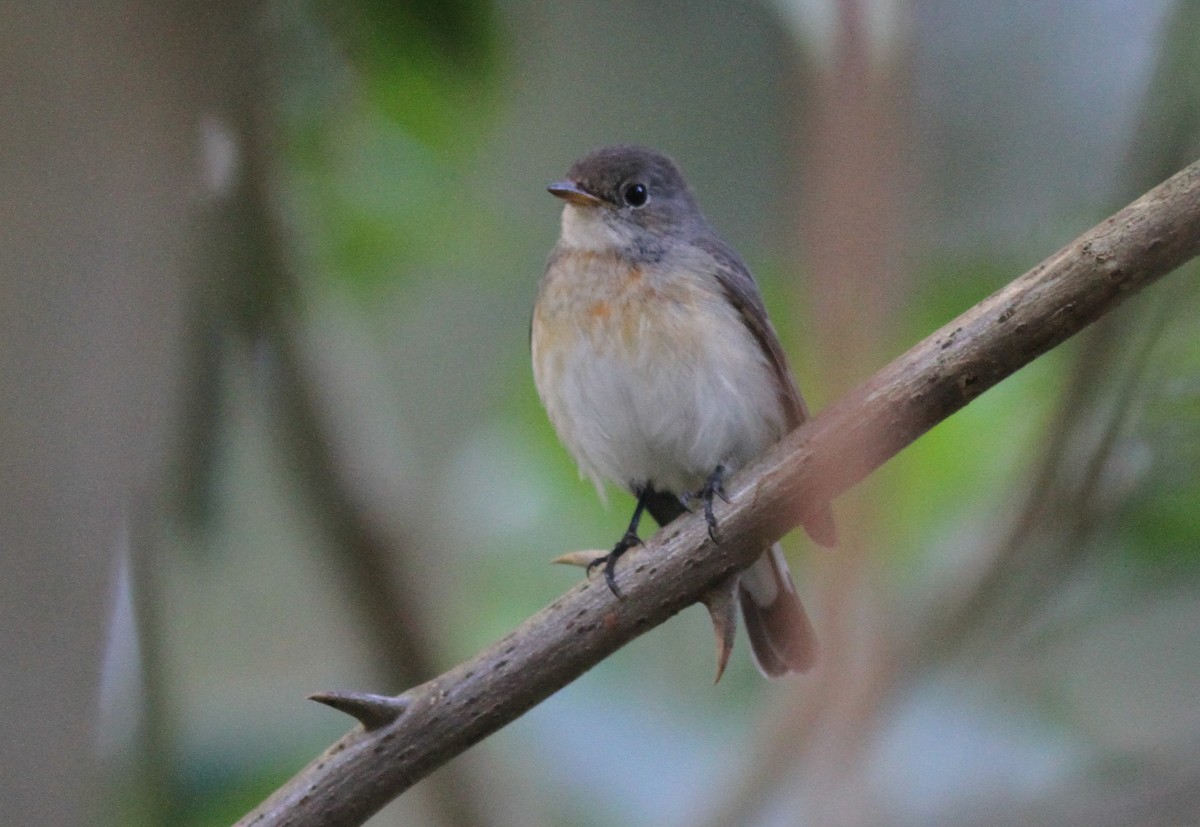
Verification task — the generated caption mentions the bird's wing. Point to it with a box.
[695,235,837,548]
[694,236,808,429]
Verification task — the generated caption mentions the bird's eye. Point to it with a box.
[622,182,648,207]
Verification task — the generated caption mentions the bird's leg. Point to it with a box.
[698,465,730,543]
[587,487,651,597]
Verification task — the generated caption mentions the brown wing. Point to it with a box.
[695,237,808,429]
[695,236,837,547]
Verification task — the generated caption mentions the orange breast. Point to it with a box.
[534,249,707,361]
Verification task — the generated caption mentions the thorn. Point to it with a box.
[552,550,607,568]
[700,575,739,683]
[308,691,409,730]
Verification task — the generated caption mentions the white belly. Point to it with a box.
[534,282,787,496]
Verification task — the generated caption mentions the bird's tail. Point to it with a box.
[738,544,818,676]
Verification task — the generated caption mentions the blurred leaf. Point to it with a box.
[283,102,497,292]
[278,0,506,293]
[315,0,499,149]
[181,758,307,827]
[1117,273,1200,567]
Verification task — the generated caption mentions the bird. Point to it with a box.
[531,144,836,678]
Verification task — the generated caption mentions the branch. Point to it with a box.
[234,159,1200,827]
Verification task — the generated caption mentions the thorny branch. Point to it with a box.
[234,159,1200,827]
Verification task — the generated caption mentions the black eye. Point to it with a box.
[622,182,648,207]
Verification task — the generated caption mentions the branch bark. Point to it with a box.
[234,159,1200,827]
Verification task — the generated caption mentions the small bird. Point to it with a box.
[531,145,835,678]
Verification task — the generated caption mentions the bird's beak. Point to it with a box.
[547,180,607,207]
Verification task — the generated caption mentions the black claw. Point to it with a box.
[699,465,729,544]
[705,502,721,543]
[586,530,641,598]
[603,553,622,597]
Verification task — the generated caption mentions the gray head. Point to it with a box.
[548,145,706,243]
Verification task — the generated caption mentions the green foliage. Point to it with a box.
[178,759,310,827]
[1118,276,1200,567]
[286,113,467,289]
[276,0,502,293]
[315,0,498,149]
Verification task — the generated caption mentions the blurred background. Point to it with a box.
[4,1,1200,825]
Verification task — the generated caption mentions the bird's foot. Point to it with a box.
[586,530,642,598]
[692,465,730,543]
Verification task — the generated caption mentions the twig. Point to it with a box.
[234,159,1200,827]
